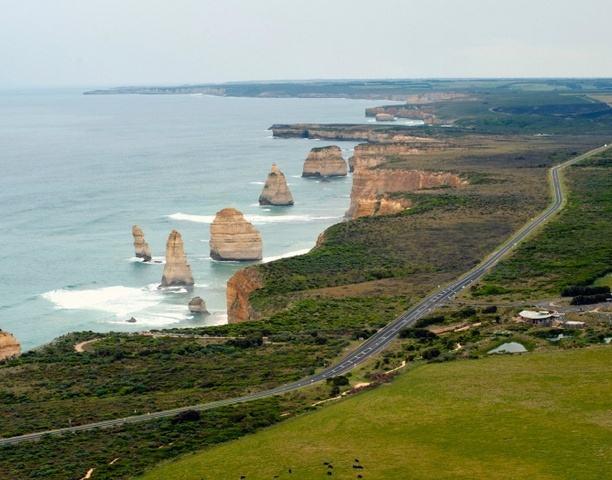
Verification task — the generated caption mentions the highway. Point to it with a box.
[1,144,609,446]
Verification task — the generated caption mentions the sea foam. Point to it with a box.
[41,285,189,326]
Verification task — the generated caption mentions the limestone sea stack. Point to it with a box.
[210,208,263,261]
[132,225,152,262]
[160,230,194,287]
[302,146,348,178]
[259,164,294,206]
[0,331,21,361]
[188,297,209,315]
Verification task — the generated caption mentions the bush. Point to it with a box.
[422,348,441,360]
[482,305,498,314]
[398,328,437,340]
[171,409,201,424]
[454,307,477,319]
[562,285,610,297]
[415,315,445,328]
[570,293,610,305]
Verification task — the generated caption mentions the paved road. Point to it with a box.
[1,144,609,446]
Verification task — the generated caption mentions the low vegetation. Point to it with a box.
[138,348,612,480]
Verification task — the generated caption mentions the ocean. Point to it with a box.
[0,89,397,350]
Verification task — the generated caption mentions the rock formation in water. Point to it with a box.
[160,230,194,287]
[226,267,263,323]
[132,225,152,262]
[259,164,294,206]
[210,208,263,261]
[302,146,348,178]
[188,296,209,315]
[0,331,21,361]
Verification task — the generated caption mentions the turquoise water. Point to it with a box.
[0,90,391,350]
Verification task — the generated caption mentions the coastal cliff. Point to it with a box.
[347,168,467,219]
[348,143,426,172]
[210,208,262,261]
[226,267,263,323]
[160,230,194,287]
[365,105,440,124]
[259,164,294,206]
[302,146,348,177]
[0,331,21,361]
[132,225,152,262]
[270,124,440,144]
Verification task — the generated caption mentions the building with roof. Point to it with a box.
[518,310,560,327]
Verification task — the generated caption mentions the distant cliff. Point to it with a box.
[270,123,443,144]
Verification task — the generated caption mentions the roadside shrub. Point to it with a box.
[415,315,445,328]
[398,328,437,340]
[171,409,201,424]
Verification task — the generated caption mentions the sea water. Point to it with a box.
[0,89,392,350]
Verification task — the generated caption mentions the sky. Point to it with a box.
[1,0,611,88]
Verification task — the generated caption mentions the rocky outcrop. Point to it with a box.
[132,225,152,262]
[302,146,348,178]
[160,230,194,287]
[375,113,395,122]
[259,164,294,206]
[188,297,209,315]
[0,331,21,361]
[270,124,441,144]
[210,208,263,261]
[226,267,263,323]
[347,169,467,219]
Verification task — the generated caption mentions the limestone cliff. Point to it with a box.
[270,124,440,144]
[348,143,425,172]
[375,113,395,122]
[132,225,152,262]
[347,169,467,219]
[259,164,294,206]
[226,267,263,323]
[302,146,348,177]
[0,331,21,361]
[210,208,263,261]
[160,230,194,287]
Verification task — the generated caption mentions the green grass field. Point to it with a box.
[139,347,611,480]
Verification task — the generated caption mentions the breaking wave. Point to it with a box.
[41,285,190,327]
[262,248,311,263]
[168,212,339,224]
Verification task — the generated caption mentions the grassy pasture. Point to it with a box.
[139,347,612,480]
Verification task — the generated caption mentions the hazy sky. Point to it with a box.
[1,0,610,87]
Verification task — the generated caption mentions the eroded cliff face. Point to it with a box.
[259,164,294,206]
[302,146,348,177]
[0,331,21,361]
[226,267,263,323]
[347,168,467,219]
[160,230,194,287]
[210,208,262,261]
[132,225,152,261]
